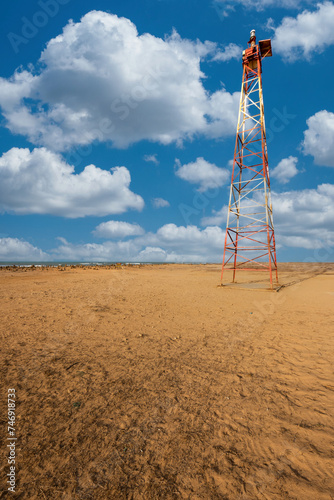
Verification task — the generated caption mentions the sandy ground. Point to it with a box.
[0,263,333,500]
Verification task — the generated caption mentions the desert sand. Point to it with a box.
[0,263,333,499]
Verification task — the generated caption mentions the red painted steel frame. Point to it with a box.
[221,32,278,288]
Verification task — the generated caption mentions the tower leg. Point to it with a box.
[233,233,238,283]
[221,229,229,283]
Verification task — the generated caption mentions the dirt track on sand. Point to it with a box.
[1,263,334,499]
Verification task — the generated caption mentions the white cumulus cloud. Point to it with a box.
[143,154,159,165]
[272,183,334,249]
[136,247,169,262]
[52,224,225,262]
[201,205,228,226]
[272,2,334,60]
[93,221,144,239]
[212,43,242,61]
[302,110,334,167]
[52,239,139,262]
[0,147,144,218]
[152,198,170,208]
[139,224,225,261]
[271,156,299,183]
[0,11,239,152]
[175,157,230,192]
[0,238,49,261]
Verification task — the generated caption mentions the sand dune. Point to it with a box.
[1,263,333,499]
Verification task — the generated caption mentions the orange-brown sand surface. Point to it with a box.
[1,263,334,499]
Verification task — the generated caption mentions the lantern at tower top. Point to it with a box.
[249,29,256,46]
[242,29,272,71]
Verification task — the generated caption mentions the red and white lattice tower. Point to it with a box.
[221,30,278,288]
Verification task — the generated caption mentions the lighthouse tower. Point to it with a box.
[221,30,278,288]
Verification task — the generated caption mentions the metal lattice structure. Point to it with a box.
[221,30,278,288]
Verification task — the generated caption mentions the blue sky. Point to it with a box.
[0,0,333,262]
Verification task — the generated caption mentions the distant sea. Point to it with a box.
[0,261,195,267]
